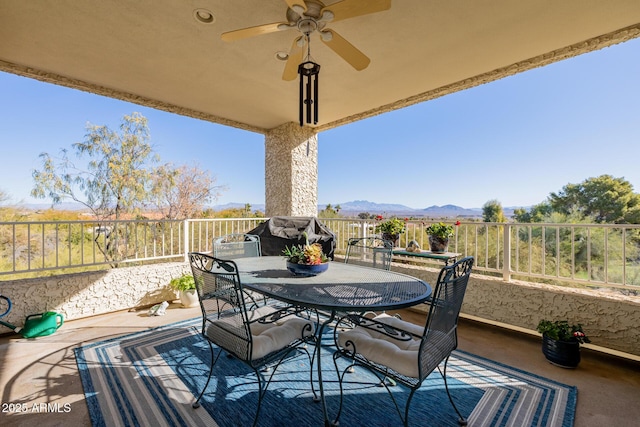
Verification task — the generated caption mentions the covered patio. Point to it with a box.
[1,304,639,426]
[2,1,640,216]
[2,2,640,425]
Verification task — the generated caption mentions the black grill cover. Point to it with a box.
[248,216,336,259]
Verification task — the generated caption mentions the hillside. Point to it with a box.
[22,200,521,219]
[213,200,519,218]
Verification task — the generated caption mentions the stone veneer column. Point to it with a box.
[264,122,318,217]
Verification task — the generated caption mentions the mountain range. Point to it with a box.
[214,200,522,218]
[21,200,522,218]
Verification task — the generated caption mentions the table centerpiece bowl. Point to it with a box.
[286,261,329,277]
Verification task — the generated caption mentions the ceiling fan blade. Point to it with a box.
[284,0,307,14]
[320,29,370,71]
[282,37,306,81]
[221,22,289,42]
[321,0,391,23]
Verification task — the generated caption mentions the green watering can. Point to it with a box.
[0,295,64,338]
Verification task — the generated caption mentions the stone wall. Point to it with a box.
[2,261,638,357]
[0,262,190,329]
[391,263,640,357]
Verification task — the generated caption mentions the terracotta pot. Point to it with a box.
[541,334,581,368]
[428,235,449,253]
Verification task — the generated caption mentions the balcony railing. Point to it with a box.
[2,217,639,292]
[330,219,640,291]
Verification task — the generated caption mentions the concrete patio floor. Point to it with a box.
[0,303,639,426]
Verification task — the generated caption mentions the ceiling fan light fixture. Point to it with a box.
[291,5,306,15]
[319,30,333,42]
[193,9,215,24]
[297,18,317,34]
[319,10,334,22]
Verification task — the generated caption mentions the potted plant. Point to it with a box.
[374,216,406,247]
[425,221,458,253]
[169,273,199,308]
[536,319,590,368]
[283,233,329,277]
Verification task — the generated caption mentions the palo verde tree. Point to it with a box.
[31,113,160,265]
[32,112,158,220]
[31,112,225,265]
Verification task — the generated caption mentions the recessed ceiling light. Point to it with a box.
[275,51,289,61]
[193,9,215,24]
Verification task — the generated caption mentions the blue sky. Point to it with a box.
[1,37,639,210]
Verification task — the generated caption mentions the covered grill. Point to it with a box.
[247,216,336,259]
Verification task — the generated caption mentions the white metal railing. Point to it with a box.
[321,218,640,291]
[0,219,185,274]
[0,218,266,276]
[2,217,639,291]
[184,218,267,256]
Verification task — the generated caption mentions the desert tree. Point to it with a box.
[0,188,8,205]
[319,203,340,218]
[513,201,553,223]
[31,112,158,220]
[549,174,640,224]
[150,163,226,219]
[31,113,161,265]
[482,199,506,223]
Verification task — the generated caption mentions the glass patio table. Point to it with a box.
[234,256,432,427]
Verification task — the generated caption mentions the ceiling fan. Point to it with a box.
[221,0,391,81]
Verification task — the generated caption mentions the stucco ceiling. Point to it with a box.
[1,1,639,134]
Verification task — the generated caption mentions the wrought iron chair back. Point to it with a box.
[188,252,316,426]
[212,234,267,304]
[344,237,393,270]
[333,256,474,426]
[213,233,261,258]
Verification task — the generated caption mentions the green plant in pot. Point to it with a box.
[536,319,590,368]
[425,221,457,253]
[283,232,329,277]
[169,274,198,308]
[374,216,406,247]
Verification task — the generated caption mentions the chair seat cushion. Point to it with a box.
[207,306,313,361]
[248,317,313,360]
[337,313,424,378]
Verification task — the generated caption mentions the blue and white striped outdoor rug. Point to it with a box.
[75,318,576,427]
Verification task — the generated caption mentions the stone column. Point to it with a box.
[264,122,318,217]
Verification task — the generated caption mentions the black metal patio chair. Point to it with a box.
[332,256,475,426]
[189,252,317,427]
[213,233,262,258]
[213,233,269,305]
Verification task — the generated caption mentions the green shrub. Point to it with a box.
[169,274,195,291]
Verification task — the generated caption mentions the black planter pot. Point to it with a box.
[381,233,399,247]
[428,235,449,253]
[541,334,581,368]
